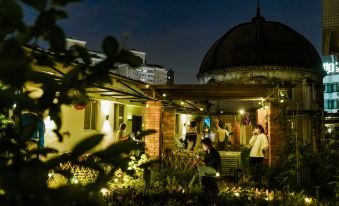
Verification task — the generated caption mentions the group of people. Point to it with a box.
[188,124,269,189]
[181,119,230,152]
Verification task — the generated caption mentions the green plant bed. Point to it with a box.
[105,185,324,206]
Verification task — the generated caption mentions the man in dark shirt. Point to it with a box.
[188,138,221,189]
[185,121,197,151]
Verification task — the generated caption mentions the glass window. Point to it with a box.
[84,101,98,130]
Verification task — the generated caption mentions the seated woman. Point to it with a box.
[188,138,221,189]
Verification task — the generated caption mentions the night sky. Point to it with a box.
[26,0,322,84]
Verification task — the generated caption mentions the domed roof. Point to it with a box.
[198,8,324,78]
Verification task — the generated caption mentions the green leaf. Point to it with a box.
[72,134,104,157]
[102,36,119,57]
[0,1,24,37]
[135,129,156,140]
[48,25,66,53]
[117,49,143,67]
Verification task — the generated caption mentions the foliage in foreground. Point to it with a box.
[0,0,147,205]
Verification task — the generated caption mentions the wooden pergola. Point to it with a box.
[138,84,285,114]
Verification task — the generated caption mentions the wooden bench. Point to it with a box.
[201,154,243,193]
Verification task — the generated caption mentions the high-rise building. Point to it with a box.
[323,55,339,112]
[322,0,339,135]
[323,0,339,56]
[66,38,170,84]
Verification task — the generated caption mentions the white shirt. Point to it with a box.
[217,127,226,142]
[181,125,187,140]
[249,133,269,157]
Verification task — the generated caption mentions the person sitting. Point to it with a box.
[188,138,221,190]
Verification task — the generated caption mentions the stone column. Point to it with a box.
[162,108,176,151]
[144,100,162,158]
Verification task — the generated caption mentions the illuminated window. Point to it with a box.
[84,101,98,130]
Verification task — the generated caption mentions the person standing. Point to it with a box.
[116,123,129,142]
[188,138,221,189]
[181,123,187,149]
[185,121,197,151]
[248,125,269,182]
[215,121,228,151]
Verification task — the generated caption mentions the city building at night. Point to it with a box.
[66,38,170,85]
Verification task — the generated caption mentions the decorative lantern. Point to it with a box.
[73,103,86,110]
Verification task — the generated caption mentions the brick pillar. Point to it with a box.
[231,121,241,150]
[268,106,283,166]
[144,100,162,158]
[162,108,176,151]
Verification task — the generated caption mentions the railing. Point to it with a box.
[161,150,200,175]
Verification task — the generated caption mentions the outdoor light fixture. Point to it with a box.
[162,93,166,97]
[199,108,204,111]
[145,84,149,88]
[239,109,245,115]
[13,103,16,108]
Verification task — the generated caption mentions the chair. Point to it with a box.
[218,155,243,186]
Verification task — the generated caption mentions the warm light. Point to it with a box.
[72,177,79,184]
[13,103,16,108]
[101,100,112,115]
[280,99,284,103]
[304,197,312,204]
[102,120,112,133]
[239,109,245,115]
[181,101,184,105]
[162,93,166,97]
[234,192,240,197]
[145,84,150,88]
[215,172,220,177]
[264,105,269,109]
[328,128,333,133]
[146,104,149,108]
[100,188,109,196]
[258,102,261,105]
[220,110,223,114]
[200,108,204,111]
[127,114,132,120]
[44,116,56,130]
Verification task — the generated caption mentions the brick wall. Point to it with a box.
[231,121,241,150]
[268,106,283,165]
[162,108,176,150]
[144,100,162,158]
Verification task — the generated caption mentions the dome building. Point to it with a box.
[197,7,325,160]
